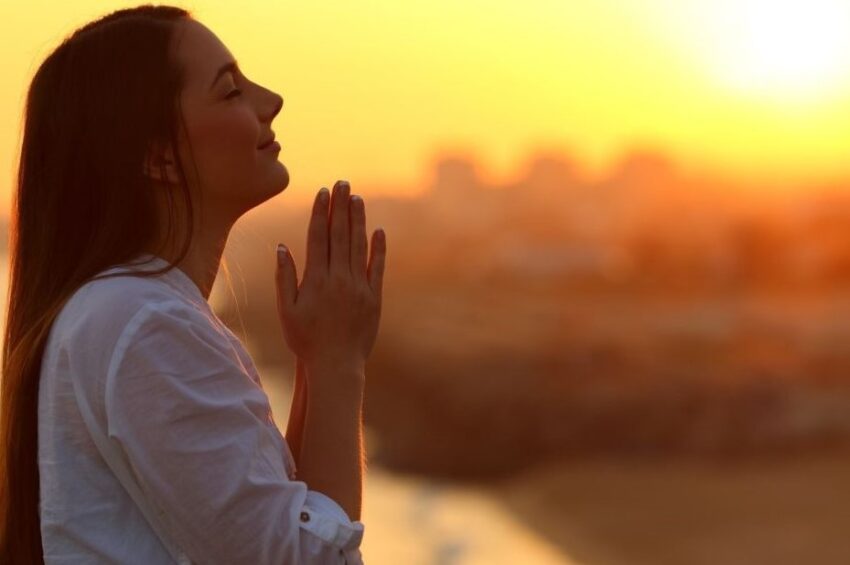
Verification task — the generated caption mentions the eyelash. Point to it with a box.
[226,88,242,99]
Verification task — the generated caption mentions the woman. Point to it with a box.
[0,4,385,563]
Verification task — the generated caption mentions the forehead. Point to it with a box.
[175,19,236,89]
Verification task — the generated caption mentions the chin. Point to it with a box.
[275,162,290,190]
[262,163,289,198]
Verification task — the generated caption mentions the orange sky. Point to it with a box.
[2,0,850,212]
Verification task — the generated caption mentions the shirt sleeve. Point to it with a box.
[103,299,365,564]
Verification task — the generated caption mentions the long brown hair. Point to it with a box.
[0,5,200,562]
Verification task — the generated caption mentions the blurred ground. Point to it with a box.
[486,451,850,565]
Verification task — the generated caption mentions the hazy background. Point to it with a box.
[4,1,850,563]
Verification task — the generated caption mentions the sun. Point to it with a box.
[696,0,850,101]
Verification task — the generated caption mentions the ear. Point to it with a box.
[143,141,180,184]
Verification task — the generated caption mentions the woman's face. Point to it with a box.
[149,18,287,224]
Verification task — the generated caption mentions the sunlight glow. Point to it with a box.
[699,0,850,101]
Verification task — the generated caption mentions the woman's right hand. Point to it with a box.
[274,180,386,380]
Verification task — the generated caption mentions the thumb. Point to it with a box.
[275,243,298,312]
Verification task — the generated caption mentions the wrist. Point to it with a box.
[302,355,366,376]
[295,357,309,384]
[303,361,365,392]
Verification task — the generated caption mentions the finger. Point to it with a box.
[329,180,351,277]
[275,243,298,310]
[304,187,330,283]
[367,228,386,298]
[350,194,368,283]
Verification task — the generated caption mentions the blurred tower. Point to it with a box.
[521,150,578,194]
[592,148,681,238]
[498,149,580,240]
[427,154,482,200]
[424,154,492,232]
[611,149,675,186]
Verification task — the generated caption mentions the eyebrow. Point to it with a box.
[209,60,239,91]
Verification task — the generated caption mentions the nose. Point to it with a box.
[265,93,283,122]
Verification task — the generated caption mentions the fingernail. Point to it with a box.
[277,244,287,265]
[351,195,362,205]
[319,188,329,204]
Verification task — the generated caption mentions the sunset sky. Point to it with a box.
[2,0,850,211]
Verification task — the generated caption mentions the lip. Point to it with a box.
[257,133,276,149]
[260,141,281,152]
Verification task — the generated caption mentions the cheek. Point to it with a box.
[187,108,257,186]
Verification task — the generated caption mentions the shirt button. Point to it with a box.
[300,511,310,522]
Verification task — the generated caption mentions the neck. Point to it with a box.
[143,215,234,302]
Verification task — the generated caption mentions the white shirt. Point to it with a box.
[38,252,365,564]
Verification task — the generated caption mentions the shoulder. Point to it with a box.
[51,272,210,355]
